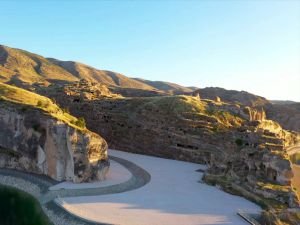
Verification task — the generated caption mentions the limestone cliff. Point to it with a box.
[0,83,109,182]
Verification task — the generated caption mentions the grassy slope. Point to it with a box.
[0,44,195,92]
[0,83,85,130]
[0,45,77,84]
[117,95,243,129]
[0,45,156,90]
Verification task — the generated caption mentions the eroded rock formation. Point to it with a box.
[0,101,109,182]
[38,81,300,209]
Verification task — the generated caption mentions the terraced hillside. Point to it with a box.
[1,45,300,224]
[38,80,300,214]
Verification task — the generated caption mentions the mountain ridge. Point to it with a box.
[0,44,193,93]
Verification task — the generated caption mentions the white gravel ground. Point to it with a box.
[58,149,261,225]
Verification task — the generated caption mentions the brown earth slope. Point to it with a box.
[0,44,196,94]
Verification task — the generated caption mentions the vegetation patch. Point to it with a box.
[0,146,21,158]
[0,185,53,225]
[0,83,86,130]
[235,138,244,146]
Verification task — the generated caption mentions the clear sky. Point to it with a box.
[1,0,300,101]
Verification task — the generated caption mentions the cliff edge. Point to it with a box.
[0,83,109,182]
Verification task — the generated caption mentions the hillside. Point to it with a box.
[39,80,300,213]
[192,87,300,133]
[194,87,270,107]
[48,58,155,90]
[133,78,195,94]
[0,83,109,182]
[0,45,155,90]
[0,83,85,130]
[266,103,300,132]
[0,45,195,93]
[1,44,300,224]
[0,45,77,85]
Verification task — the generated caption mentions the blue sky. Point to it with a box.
[1,0,300,101]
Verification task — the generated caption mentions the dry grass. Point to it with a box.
[0,82,85,130]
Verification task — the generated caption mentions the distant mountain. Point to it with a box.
[47,58,155,90]
[0,45,195,93]
[133,78,195,94]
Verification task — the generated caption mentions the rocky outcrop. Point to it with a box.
[0,101,109,183]
[38,81,300,208]
[193,88,300,134]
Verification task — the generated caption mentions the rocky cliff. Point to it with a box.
[38,81,300,209]
[0,83,109,182]
[193,88,300,134]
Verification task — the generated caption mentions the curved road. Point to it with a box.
[40,156,151,204]
[0,155,151,225]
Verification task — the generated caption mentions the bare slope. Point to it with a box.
[48,58,155,89]
[0,45,155,89]
[0,45,77,85]
[133,78,194,93]
[0,44,197,93]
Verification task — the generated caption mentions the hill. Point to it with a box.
[0,45,195,93]
[133,78,195,94]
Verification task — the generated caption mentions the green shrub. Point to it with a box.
[75,117,86,128]
[20,106,28,112]
[36,100,50,109]
[36,100,43,107]
[32,123,40,131]
[235,138,243,146]
[0,186,53,225]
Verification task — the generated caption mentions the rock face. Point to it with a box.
[38,81,300,208]
[266,103,300,132]
[0,101,109,182]
[193,88,300,134]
